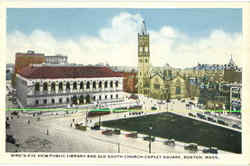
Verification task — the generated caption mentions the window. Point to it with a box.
[104,81,108,88]
[35,83,40,92]
[140,47,143,52]
[51,99,55,104]
[80,82,84,89]
[99,95,102,100]
[59,82,63,91]
[145,59,148,63]
[43,82,48,91]
[35,100,39,105]
[93,81,96,89]
[73,82,77,90]
[111,95,113,99]
[93,96,96,101]
[176,86,181,95]
[66,98,70,103]
[51,82,56,92]
[105,95,107,99]
[86,81,90,89]
[43,99,47,104]
[59,98,62,104]
[154,84,160,89]
[110,81,113,88]
[99,82,102,88]
[115,81,119,87]
[116,94,118,98]
[66,82,70,90]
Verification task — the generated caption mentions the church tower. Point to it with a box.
[137,20,151,95]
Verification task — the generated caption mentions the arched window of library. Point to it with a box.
[35,82,40,92]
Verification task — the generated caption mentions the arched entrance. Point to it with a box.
[79,95,84,104]
[72,96,77,105]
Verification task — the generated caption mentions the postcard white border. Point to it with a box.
[0,1,249,165]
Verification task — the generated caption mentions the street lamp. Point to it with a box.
[149,124,153,153]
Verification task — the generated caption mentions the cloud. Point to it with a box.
[7,12,242,68]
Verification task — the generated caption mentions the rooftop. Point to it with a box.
[17,66,123,79]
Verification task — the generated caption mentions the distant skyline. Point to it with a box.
[7,8,242,68]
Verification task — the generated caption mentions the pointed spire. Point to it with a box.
[229,53,235,66]
[141,20,147,35]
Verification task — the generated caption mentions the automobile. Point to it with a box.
[204,111,211,115]
[196,113,207,120]
[207,117,216,123]
[202,147,218,154]
[102,129,113,136]
[126,132,138,138]
[151,106,157,110]
[6,122,10,129]
[143,136,155,142]
[189,101,194,105]
[184,143,198,151]
[91,125,101,130]
[11,111,18,116]
[217,120,228,126]
[164,139,175,146]
[6,135,16,144]
[112,128,121,135]
[129,94,138,100]
[232,124,241,129]
[188,113,196,118]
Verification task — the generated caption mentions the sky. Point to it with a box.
[7,8,242,68]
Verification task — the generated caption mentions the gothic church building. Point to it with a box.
[137,20,187,100]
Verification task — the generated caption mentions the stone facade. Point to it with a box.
[16,65,124,107]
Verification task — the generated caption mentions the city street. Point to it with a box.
[6,82,239,153]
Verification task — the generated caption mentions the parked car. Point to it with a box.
[143,136,155,142]
[126,132,138,138]
[6,135,16,144]
[232,124,241,129]
[202,147,218,154]
[207,117,216,123]
[91,125,100,130]
[184,143,198,151]
[112,128,121,135]
[151,106,157,110]
[129,94,138,100]
[196,113,207,120]
[164,139,175,146]
[11,111,18,116]
[102,129,113,136]
[188,113,196,118]
[217,120,228,126]
[204,111,211,115]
